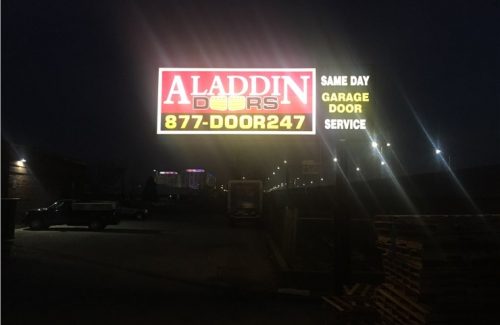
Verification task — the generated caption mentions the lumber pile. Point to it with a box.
[323,283,379,324]
[373,214,500,324]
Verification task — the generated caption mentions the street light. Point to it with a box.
[381,161,386,166]
[283,160,287,164]
[371,141,378,148]
[16,159,27,167]
[434,148,451,168]
[277,166,280,170]
[333,157,338,163]
[272,171,276,175]
[386,142,391,147]
[356,167,361,171]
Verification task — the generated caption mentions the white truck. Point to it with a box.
[227,180,263,224]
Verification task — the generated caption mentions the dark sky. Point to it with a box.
[3,0,499,182]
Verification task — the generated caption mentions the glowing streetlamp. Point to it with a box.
[371,141,378,148]
[16,158,27,167]
[434,148,451,168]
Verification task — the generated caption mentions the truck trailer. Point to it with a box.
[227,180,263,224]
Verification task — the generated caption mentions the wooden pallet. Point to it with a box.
[322,283,379,324]
[374,283,429,325]
[372,214,500,324]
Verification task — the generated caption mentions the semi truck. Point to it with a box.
[23,199,119,230]
[227,180,263,224]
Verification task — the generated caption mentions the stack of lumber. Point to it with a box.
[322,283,379,324]
[373,214,500,324]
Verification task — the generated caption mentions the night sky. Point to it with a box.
[3,0,499,183]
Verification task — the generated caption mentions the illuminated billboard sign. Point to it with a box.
[318,73,371,134]
[157,68,316,135]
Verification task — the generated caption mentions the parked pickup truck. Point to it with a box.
[23,199,119,230]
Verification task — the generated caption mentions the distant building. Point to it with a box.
[154,171,180,187]
[153,169,216,203]
[182,169,216,190]
[153,168,216,190]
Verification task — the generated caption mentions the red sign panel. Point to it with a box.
[157,68,316,134]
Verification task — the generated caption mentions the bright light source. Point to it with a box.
[15,159,26,167]
[381,161,386,165]
[310,181,313,184]
[386,142,391,147]
[371,141,378,148]
[186,168,205,173]
[283,160,287,164]
[333,157,338,162]
[356,167,360,171]
[242,176,246,180]
[267,177,270,180]
[159,171,178,175]
[277,166,280,170]
[435,149,442,155]
[272,171,276,175]
[320,178,324,182]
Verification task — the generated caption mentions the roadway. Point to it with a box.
[2,213,327,324]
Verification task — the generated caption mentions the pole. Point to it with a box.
[333,138,351,293]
